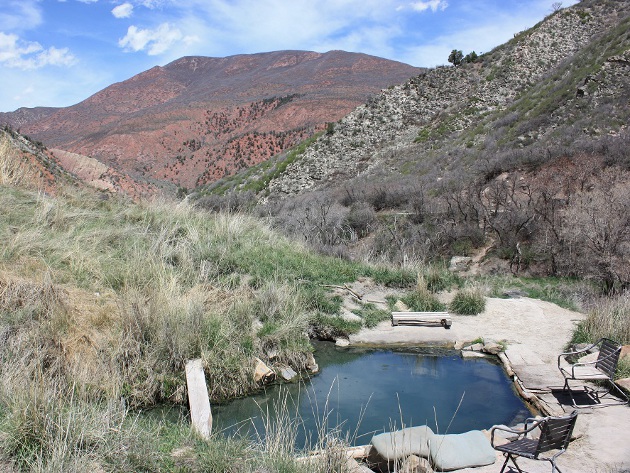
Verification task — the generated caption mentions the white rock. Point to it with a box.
[185,359,212,440]
[278,366,298,381]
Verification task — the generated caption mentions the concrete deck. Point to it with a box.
[347,297,630,472]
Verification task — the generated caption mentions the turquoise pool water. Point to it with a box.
[212,342,531,448]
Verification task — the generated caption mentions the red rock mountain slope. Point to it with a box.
[4,50,421,192]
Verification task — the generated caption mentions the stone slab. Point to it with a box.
[511,364,564,392]
[185,358,212,439]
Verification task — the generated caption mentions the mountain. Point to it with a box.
[1,51,422,191]
[264,1,630,196]
[199,0,630,291]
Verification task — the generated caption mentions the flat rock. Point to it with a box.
[482,342,503,355]
[278,365,297,381]
[400,454,433,473]
[616,378,630,391]
[462,350,488,359]
[254,357,275,383]
[185,359,212,439]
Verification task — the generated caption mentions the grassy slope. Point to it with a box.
[0,169,419,470]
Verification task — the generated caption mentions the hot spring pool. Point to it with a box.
[212,342,531,448]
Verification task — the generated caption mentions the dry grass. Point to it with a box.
[0,134,44,191]
[578,293,630,345]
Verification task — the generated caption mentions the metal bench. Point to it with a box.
[391,311,452,329]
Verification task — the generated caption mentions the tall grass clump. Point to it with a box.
[571,293,630,346]
[399,287,446,312]
[449,288,486,315]
[422,265,461,293]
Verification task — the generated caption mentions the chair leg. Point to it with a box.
[550,458,563,473]
[606,379,630,405]
[499,454,510,473]
[567,378,629,408]
[563,378,579,408]
[500,454,524,473]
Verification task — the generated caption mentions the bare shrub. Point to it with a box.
[345,201,376,237]
[196,190,256,212]
[560,174,630,293]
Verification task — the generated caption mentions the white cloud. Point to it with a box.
[118,23,198,55]
[410,0,448,12]
[112,3,134,18]
[0,1,43,31]
[0,32,77,70]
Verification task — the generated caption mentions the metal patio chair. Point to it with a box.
[490,410,578,473]
[558,338,628,407]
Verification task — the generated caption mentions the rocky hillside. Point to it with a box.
[0,127,156,197]
[266,0,630,196]
[200,0,630,292]
[1,51,421,191]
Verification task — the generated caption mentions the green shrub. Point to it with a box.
[313,314,363,338]
[422,266,460,293]
[400,289,446,312]
[355,303,391,328]
[449,289,486,315]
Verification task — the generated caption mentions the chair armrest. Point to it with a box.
[558,344,599,369]
[558,339,601,359]
[491,420,542,447]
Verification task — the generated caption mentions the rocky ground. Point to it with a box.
[334,284,630,472]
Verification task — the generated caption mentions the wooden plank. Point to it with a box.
[185,358,212,439]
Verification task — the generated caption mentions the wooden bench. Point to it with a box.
[391,311,452,329]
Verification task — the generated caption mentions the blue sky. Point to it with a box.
[0,0,578,112]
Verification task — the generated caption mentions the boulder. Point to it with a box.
[578,351,598,364]
[346,458,374,473]
[482,341,504,355]
[393,300,410,312]
[254,357,275,384]
[464,343,484,352]
[336,338,351,347]
[428,430,496,471]
[370,425,433,461]
[449,256,472,272]
[278,365,297,381]
[616,378,630,392]
[400,454,433,473]
[620,345,630,361]
[491,422,541,442]
[306,352,319,373]
[341,308,363,322]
